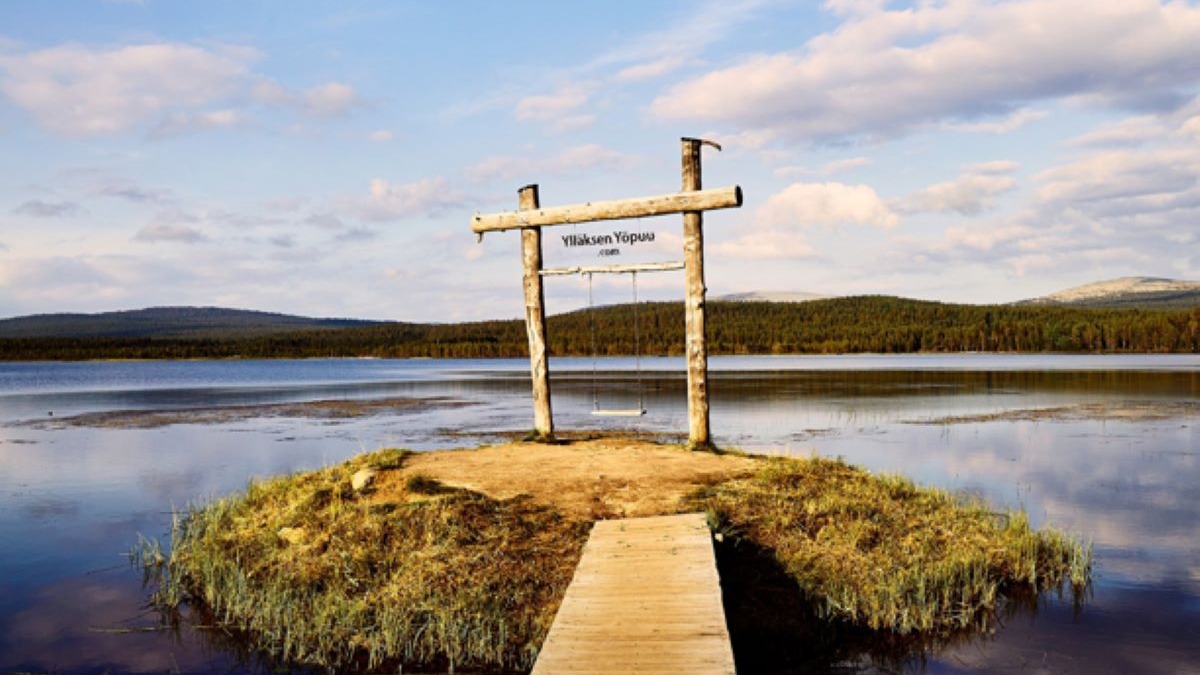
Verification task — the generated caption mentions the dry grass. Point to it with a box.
[692,456,1091,635]
[148,448,588,672]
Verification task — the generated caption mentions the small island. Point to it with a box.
[139,438,1091,673]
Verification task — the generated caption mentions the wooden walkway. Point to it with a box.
[531,512,736,674]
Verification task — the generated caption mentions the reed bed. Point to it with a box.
[692,455,1091,635]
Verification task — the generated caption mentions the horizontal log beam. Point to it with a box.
[540,261,685,276]
[471,185,742,233]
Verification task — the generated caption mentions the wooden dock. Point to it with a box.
[531,512,736,674]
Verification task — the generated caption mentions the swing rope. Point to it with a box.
[585,269,646,416]
[632,271,643,411]
[587,271,599,412]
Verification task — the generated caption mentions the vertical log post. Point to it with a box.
[520,184,554,439]
[682,138,712,449]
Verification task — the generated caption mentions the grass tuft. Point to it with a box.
[692,456,1091,635]
[149,448,589,672]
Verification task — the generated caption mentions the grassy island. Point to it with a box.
[140,439,1090,672]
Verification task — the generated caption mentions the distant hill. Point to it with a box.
[0,306,385,339]
[1021,277,1200,309]
[715,291,831,303]
[4,296,1199,361]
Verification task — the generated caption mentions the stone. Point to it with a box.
[278,527,306,545]
[351,468,378,493]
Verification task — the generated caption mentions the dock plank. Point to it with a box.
[531,512,735,674]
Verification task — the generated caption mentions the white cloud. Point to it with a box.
[353,176,465,222]
[304,213,345,230]
[250,79,294,106]
[101,185,173,205]
[468,144,638,184]
[0,42,257,136]
[303,81,360,117]
[584,0,769,78]
[967,160,1021,175]
[939,223,1037,253]
[893,163,1020,216]
[652,0,1200,144]
[944,108,1049,134]
[0,257,117,294]
[150,108,245,138]
[822,0,888,17]
[775,156,873,178]
[758,182,899,229]
[334,227,378,243]
[13,200,80,217]
[1034,148,1200,217]
[614,55,687,82]
[368,129,395,142]
[879,114,1200,283]
[513,85,594,131]
[712,228,817,259]
[1069,115,1166,147]
[515,85,589,121]
[134,223,206,244]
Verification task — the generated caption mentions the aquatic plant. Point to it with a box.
[693,456,1091,635]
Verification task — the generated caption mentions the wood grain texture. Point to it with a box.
[519,184,553,439]
[472,186,742,233]
[682,138,711,448]
[531,512,735,675]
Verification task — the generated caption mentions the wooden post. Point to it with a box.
[682,138,711,449]
[520,184,553,439]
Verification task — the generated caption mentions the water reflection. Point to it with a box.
[1,358,1198,673]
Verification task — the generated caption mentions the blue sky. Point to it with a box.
[2,0,1199,321]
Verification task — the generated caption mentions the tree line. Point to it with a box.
[2,296,1198,361]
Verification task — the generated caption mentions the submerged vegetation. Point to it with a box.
[5,296,1200,359]
[141,444,1091,672]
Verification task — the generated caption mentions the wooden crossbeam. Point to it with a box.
[540,261,685,276]
[471,185,742,234]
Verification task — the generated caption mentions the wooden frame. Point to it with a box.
[470,138,738,448]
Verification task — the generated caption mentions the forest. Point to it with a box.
[1,296,1198,361]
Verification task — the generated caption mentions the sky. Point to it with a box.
[2,0,1199,322]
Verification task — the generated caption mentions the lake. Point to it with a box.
[1,355,1198,673]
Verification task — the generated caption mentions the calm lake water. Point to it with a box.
[1,355,1198,674]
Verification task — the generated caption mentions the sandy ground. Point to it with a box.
[374,438,759,519]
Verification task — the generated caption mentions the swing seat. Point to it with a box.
[591,408,647,417]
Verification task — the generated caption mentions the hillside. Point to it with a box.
[1021,277,1200,309]
[2,296,1198,360]
[0,306,384,339]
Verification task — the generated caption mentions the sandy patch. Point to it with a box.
[374,439,758,519]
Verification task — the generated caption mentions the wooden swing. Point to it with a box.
[541,260,684,417]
